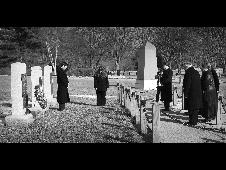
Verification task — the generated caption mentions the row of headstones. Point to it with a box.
[117,84,161,143]
[10,62,55,120]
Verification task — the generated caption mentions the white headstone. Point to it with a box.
[6,62,34,126]
[135,42,158,90]
[31,66,42,109]
[44,66,57,106]
[11,62,26,116]
[44,65,53,103]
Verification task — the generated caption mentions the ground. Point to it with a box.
[0,76,226,143]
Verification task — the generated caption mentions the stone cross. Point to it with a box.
[135,42,158,90]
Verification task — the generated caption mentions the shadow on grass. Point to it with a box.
[130,117,153,143]
[104,135,132,143]
[0,102,12,108]
[161,110,226,135]
[202,137,225,143]
[165,110,189,120]
[101,122,135,131]
[70,101,97,107]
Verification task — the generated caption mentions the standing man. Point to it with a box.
[94,66,109,106]
[183,61,203,126]
[57,62,70,111]
[160,62,173,111]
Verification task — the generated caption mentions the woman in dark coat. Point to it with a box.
[207,63,220,95]
[201,63,218,122]
[94,66,109,106]
[57,62,70,111]
[183,62,203,126]
[160,64,173,111]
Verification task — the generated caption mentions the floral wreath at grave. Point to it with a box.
[34,85,47,109]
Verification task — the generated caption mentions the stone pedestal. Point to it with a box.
[135,42,158,90]
[135,80,158,91]
[31,66,43,110]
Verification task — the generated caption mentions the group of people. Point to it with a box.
[157,61,220,126]
[56,60,220,127]
[56,62,109,111]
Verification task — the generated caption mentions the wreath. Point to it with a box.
[34,85,47,109]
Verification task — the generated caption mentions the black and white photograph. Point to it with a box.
[0,27,226,143]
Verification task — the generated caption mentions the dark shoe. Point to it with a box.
[58,108,65,111]
[184,122,197,127]
[162,109,170,112]
[58,104,65,111]
[204,118,212,123]
[184,112,189,116]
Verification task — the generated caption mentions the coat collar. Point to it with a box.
[186,66,194,72]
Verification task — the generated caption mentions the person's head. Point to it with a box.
[202,63,208,71]
[98,65,106,72]
[96,65,107,77]
[184,61,193,70]
[60,62,69,71]
[162,61,169,70]
[207,62,212,70]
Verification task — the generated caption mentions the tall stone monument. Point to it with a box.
[6,62,34,125]
[135,42,158,90]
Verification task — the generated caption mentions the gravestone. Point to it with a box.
[31,66,43,110]
[44,65,55,105]
[135,42,158,90]
[11,62,27,116]
[21,73,29,113]
[5,62,34,126]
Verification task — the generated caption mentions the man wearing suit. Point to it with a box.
[183,61,203,126]
[160,63,173,111]
[57,62,70,111]
[94,66,109,106]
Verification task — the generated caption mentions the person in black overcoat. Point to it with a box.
[207,63,220,95]
[201,63,218,122]
[160,63,173,111]
[56,62,70,111]
[156,68,163,102]
[183,62,203,126]
[94,66,109,106]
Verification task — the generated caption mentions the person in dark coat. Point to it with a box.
[160,63,173,111]
[57,62,70,111]
[156,68,163,102]
[201,63,218,122]
[207,63,220,95]
[94,66,109,106]
[183,62,203,126]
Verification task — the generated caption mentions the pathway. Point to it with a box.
[156,100,226,143]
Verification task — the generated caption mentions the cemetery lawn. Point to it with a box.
[0,76,144,143]
[0,76,226,143]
